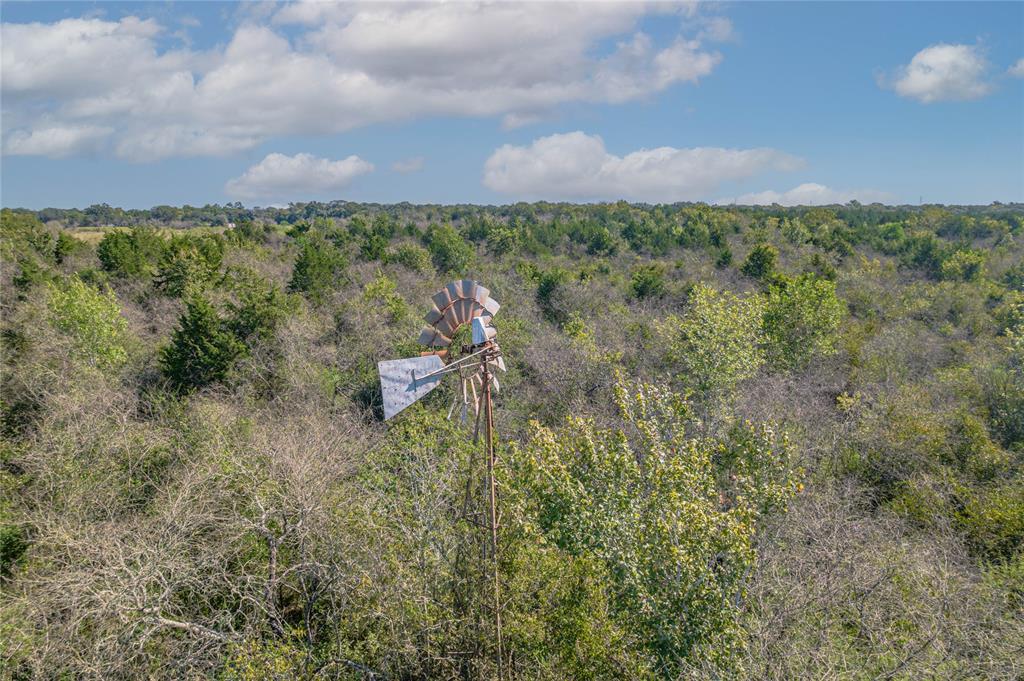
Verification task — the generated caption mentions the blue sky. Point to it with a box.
[1,1,1022,208]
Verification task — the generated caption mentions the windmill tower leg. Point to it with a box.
[483,358,504,680]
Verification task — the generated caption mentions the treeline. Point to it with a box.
[14,198,1024,233]
[1,201,1022,679]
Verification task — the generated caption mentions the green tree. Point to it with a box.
[160,296,245,392]
[54,232,84,264]
[287,234,347,301]
[657,284,765,403]
[630,263,667,300]
[96,227,166,278]
[762,274,846,371]
[46,278,130,371]
[939,249,985,282]
[155,234,224,297]
[487,225,521,257]
[425,224,473,273]
[225,271,296,344]
[741,243,778,280]
[510,379,798,675]
[386,243,433,273]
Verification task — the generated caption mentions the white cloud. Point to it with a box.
[483,131,802,202]
[392,156,425,174]
[224,152,373,201]
[4,124,112,157]
[1009,58,1024,78]
[723,183,891,206]
[697,16,734,43]
[2,4,727,160]
[886,43,992,103]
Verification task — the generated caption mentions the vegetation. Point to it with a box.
[2,200,1022,679]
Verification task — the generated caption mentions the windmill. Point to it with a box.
[377,279,507,677]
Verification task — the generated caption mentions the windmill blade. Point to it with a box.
[378,354,446,420]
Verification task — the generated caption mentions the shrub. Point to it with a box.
[46,278,130,370]
[715,247,733,269]
[0,208,54,262]
[487,225,521,257]
[1003,262,1024,292]
[288,233,348,301]
[657,284,765,403]
[225,271,296,344]
[425,224,473,273]
[386,243,433,273]
[225,220,271,246]
[13,256,54,292]
[160,296,246,392]
[0,521,27,579]
[536,267,571,324]
[762,274,846,371]
[510,379,797,675]
[359,233,389,261]
[96,227,166,278]
[959,481,1024,562]
[54,232,84,264]
[741,243,778,280]
[940,249,985,282]
[155,234,224,297]
[362,271,409,322]
[630,263,667,300]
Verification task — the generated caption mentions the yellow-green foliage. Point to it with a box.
[657,284,765,401]
[362,271,409,322]
[763,274,846,371]
[46,277,130,371]
[510,379,798,675]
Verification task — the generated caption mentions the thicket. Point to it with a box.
[2,201,1022,679]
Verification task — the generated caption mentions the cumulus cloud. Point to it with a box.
[224,152,373,201]
[885,43,992,103]
[392,156,425,174]
[2,4,726,160]
[1009,58,1024,78]
[722,183,891,206]
[483,131,802,202]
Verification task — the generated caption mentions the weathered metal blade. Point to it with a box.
[424,305,444,325]
[447,281,462,302]
[431,289,452,310]
[418,327,452,347]
[378,354,446,420]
